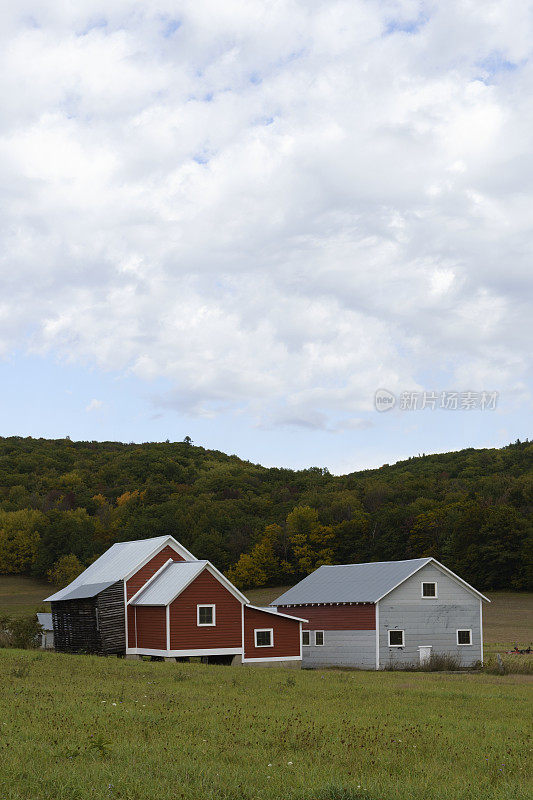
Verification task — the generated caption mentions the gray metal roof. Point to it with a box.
[271,558,433,605]
[130,561,207,606]
[37,613,53,630]
[56,581,118,601]
[44,535,195,602]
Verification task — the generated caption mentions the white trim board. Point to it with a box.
[205,563,249,605]
[247,604,308,623]
[479,598,484,665]
[375,600,380,670]
[123,580,129,649]
[126,647,242,657]
[242,655,302,663]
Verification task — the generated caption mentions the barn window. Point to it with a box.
[255,629,273,647]
[302,630,310,646]
[388,629,404,647]
[315,631,324,646]
[421,582,437,598]
[457,629,472,645]
[197,605,216,626]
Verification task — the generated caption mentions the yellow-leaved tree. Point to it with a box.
[47,554,84,587]
[227,524,293,590]
[286,505,334,577]
[0,509,43,573]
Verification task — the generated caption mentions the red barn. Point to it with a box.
[45,535,304,666]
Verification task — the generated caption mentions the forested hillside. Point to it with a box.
[0,436,531,591]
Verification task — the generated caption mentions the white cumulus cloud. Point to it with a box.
[0,0,532,429]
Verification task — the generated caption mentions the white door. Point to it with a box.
[418,645,432,665]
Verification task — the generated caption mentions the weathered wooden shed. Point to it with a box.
[50,581,125,654]
[272,558,490,670]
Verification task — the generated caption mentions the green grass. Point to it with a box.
[246,585,292,606]
[0,575,51,616]
[0,649,531,800]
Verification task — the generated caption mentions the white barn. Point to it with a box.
[271,557,490,669]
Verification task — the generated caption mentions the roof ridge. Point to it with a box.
[112,535,170,546]
[321,557,431,568]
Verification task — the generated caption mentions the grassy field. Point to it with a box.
[0,649,532,800]
[0,575,51,616]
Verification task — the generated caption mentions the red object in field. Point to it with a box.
[169,569,242,650]
[277,603,375,630]
[243,606,301,660]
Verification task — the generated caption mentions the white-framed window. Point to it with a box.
[315,631,324,646]
[388,629,404,647]
[421,582,437,598]
[254,628,273,648]
[457,629,472,645]
[302,630,310,646]
[197,604,216,626]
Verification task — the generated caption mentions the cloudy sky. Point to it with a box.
[1,1,531,473]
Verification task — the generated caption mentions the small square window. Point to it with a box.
[315,631,324,646]
[388,629,404,647]
[422,582,437,598]
[255,629,273,647]
[457,629,472,645]
[302,630,310,646]
[197,605,215,626]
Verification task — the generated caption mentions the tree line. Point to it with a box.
[0,436,531,591]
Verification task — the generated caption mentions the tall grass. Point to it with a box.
[0,649,530,800]
[382,653,464,672]
[482,652,533,675]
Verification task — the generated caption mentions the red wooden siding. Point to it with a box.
[169,569,242,650]
[126,545,185,599]
[243,607,300,660]
[276,604,375,630]
[127,604,137,650]
[135,606,167,650]
[126,545,185,647]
